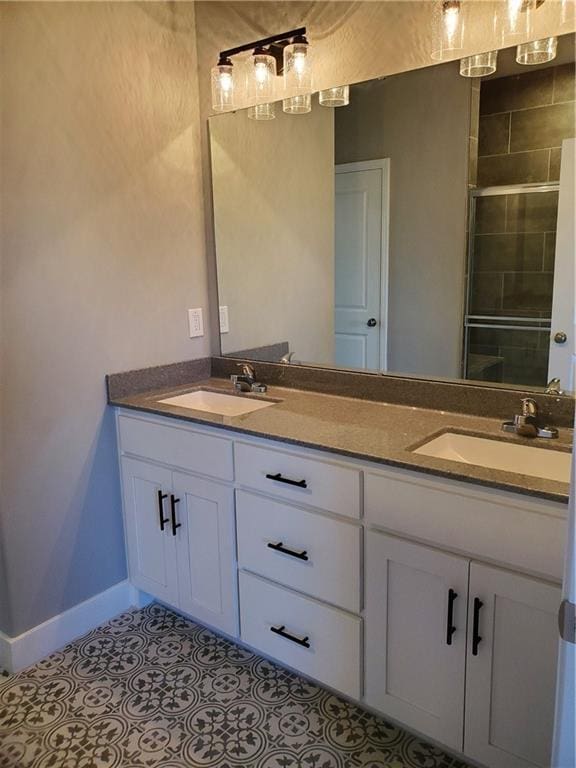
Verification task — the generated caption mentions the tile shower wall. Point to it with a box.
[470,191,559,319]
[468,189,559,386]
[478,63,575,186]
[468,63,575,387]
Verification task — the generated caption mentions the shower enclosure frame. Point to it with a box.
[463,181,560,383]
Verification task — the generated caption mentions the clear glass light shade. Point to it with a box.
[460,51,498,78]
[283,94,311,115]
[319,85,350,107]
[250,52,276,102]
[516,37,558,65]
[248,102,276,121]
[503,0,528,44]
[283,41,312,94]
[211,63,234,112]
[431,0,464,61]
[560,0,575,29]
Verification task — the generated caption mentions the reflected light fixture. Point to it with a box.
[283,94,311,115]
[460,51,498,78]
[211,27,311,115]
[248,103,276,121]
[319,85,350,107]
[431,0,464,61]
[516,37,558,64]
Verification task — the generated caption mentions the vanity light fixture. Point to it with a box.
[516,36,558,64]
[459,51,498,77]
[211,57,235,113]
[211,27,310,114]
[283,33,313,114]
[319,85,350,107]
[250,48,276,103]
[431,0,464,61]
[504,0,526,43]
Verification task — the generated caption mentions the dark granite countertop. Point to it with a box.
[109,377,572,505]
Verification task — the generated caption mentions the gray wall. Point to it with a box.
[211,106,335,365]
[335,63,472,378]
[0,2,210,637]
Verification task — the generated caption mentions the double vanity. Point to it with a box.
[108,359,572,768]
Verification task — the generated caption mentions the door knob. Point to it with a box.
[553,331,567,344]
[367,318,377,327]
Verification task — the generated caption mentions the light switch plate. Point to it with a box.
[219,306,229,334]
[188,308,204,338]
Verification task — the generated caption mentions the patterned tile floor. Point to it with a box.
[0,603,472,768]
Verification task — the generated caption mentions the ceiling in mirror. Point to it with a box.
[210,31,575,393]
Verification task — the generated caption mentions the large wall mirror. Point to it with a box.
[210,33,575,392]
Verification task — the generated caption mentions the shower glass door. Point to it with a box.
[464,184,559,387]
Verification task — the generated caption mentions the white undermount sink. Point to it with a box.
[158,389,278,417]
[413,431,572,484]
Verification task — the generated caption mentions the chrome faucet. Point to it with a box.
[502,397,558,439]
[545,377,564,396]
[230,363,267,394]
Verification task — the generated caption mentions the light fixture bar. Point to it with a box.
[218,27,306,63]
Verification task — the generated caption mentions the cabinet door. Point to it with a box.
[465,563,560,768]
[120,457,178,604]
[365,531,469,751]
[172,472,238,637]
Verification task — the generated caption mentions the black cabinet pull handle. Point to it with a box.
[157,490,169,531]
[265,472,307,489]
[446,589,458,645]
[267,541,309,561]
[472,597,483,656]
[170,494,181,536]
[270,625,310,649]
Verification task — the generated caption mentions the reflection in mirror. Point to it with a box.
[210,34,575,392]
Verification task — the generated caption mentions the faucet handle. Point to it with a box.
[521,397,538,417]
[545,377,563,395]
[238,362,255,379]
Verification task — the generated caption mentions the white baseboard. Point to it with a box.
[0,580,152,674]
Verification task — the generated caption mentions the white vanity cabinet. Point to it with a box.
[115,409,567,768]
[465,563,560,768]
[118,414,238,636]
[365,467,564,768]
[365,530,560,765]
[171,472,236,635]
[365,532,469,751]
[121,457,179,605]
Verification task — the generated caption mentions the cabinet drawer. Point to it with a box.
[239,572,362,699]
[365,468,566,581]
[118,414,233,481]
[235,442,361,519]
[237,491,361,613]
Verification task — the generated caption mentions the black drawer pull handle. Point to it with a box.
[270,624,310,649]
[472,597,483,656]
[170,494,181,536]
[265,472,307,489]
[157,490,169,531]
[267,541,309,561]
[446,588,457,645]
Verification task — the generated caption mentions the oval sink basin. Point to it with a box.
[158,389,279,417]
[413,431,572,484]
